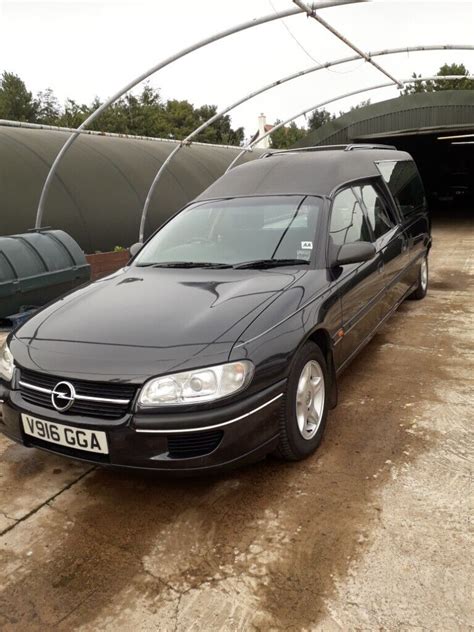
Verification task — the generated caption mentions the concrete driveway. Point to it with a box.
[0,217,472,631]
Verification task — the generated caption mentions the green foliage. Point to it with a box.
[36,88,61,124]
[0,72,38,121]
[308,108,334,131]
[348,99,371,112]
[402,63,474,94]
[4,60,471,150]
[0,73,244,146]
[270,121,307,149]
[335,99,372,118]
[56,98,90,129]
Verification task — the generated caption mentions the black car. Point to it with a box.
[0,145,430,473]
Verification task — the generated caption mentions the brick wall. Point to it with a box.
[86,250,130,281]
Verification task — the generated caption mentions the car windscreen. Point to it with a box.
[133,195,323,268]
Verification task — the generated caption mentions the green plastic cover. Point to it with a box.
[0,230,90,318]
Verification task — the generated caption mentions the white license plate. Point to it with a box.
[21,414,108,455]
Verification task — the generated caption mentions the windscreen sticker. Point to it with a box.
[301,241,313,250]
[297,249,312,261]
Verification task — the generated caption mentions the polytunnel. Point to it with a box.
[295,90,474,212]
[0,122,261,253]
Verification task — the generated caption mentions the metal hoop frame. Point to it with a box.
[31,0,473,245]
[34,0,362,230]
[224,74,474,174]
[138,45,474,241]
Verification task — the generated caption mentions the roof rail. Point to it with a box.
[345,143,396,151]
[261,143,396,158]
[260,145,347,158]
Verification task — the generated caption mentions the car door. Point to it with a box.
[329,186,384,367]
[355,182,407,315]
[375,160,430,295]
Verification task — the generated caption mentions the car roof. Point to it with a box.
[195,146,413,201]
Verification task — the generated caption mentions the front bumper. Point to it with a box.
[0,380,285,473]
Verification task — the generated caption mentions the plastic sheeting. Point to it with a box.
[0,124,260,253]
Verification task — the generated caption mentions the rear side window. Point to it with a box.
[355,184,396,240]
[376,160,426,219]
[330,188,372,246]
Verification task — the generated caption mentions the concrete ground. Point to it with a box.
[0,216,472,631]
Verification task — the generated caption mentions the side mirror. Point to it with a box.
[332,241,376,267]
[129,242,143,257]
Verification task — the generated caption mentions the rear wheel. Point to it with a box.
[408,255,428,300]
[276,342,330,461]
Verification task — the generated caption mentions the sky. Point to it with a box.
[0,0,473,142]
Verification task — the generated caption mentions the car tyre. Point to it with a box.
[276,342,330,461]
[408,255,428,300]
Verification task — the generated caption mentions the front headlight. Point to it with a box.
[139,360,254,407]
[0,342,14,383]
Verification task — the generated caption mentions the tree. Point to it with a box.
[308,107,334,131]
[0,70,244,146]
[162,99,202,139]
[56,84,245,145]
[335,99,372,118]
[192,104,244,145]
[349,99,371,111]
[57,98,90,129]
[402,63,474,94]
[36,88,61,124]
[0,71,38,121]
[270,121,307,149]
[119,85,164,137]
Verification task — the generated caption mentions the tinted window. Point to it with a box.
[134,196,322,266]
[376,160,426,218]
[330,188,371,247]
[356,184,395,240]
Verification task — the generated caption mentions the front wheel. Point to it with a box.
[276,342,330,461]
[408,255,428,300]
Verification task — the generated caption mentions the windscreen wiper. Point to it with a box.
[233,259,310,269]
[138,261,233,269]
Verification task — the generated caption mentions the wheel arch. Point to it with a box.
[305,327,338,409]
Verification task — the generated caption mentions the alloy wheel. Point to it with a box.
[295,360,325,440]
[420,258,428,292]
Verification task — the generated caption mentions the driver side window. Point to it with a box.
[330,188,371,247]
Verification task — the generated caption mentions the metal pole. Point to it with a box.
[139,143,183,241]
[138,44,474,240]
[225,75,474,172]
[34,0,364,230]
[293,0,404,88]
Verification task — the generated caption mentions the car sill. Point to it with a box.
[336,280,417,375]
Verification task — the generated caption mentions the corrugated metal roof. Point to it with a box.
[298,90,474,147]
[0,123,260,253]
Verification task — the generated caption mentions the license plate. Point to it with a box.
[21,414,108,455]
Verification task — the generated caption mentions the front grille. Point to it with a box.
[167,430,223,459]
[19,368,136,420]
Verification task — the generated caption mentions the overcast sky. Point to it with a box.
[1,0,473,141]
